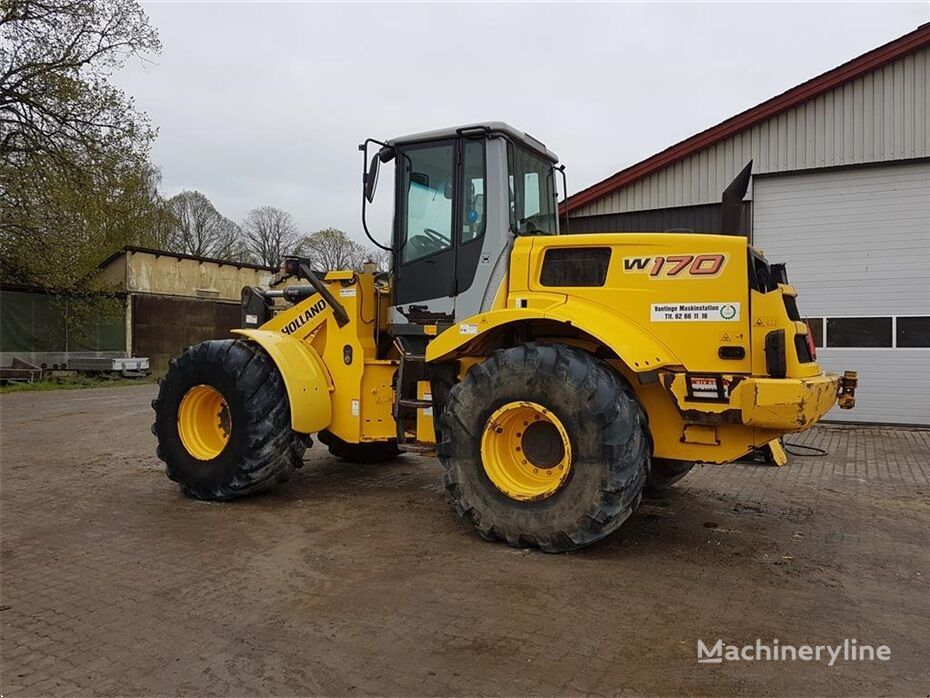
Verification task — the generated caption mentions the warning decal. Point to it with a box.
[687,375,730,401]
[651,302,740,322]
[689,376,720,399]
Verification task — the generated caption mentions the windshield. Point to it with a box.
[508,143,557,235]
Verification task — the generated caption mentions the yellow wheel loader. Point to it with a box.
[152,122,857,552]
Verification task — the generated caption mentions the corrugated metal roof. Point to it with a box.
[563,23,930,215]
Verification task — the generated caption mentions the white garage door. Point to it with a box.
[753,162,930,425]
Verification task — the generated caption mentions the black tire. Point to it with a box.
[318,429,400,464]
[151,339,306,500]
[646,458,694,493]
[438,342,649,553]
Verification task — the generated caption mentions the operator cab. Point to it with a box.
[361,122,562,325]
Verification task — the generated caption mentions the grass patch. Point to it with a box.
[0,375,155,394]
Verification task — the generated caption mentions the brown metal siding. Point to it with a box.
[131,295,241,374]
[565,202,751,236]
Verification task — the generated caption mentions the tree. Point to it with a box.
[211,216,253,264]
[164,190,242,260]
[300,228,368,272]
[1,0,160,166]
[0,0,161,289]
[162,191,255,264]
[0,144,169,288]
[242,206,301,267]
[366,247,392,272]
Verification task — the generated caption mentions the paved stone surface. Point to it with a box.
[1,385,928,696]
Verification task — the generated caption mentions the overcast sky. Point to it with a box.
[116,1,928,247]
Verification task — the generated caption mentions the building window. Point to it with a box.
[896,316,930,348]
[540,247,611,287]
[826,317,892,348]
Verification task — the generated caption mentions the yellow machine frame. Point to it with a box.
[238,232,848,466]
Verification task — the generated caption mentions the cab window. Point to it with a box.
[400,142,454,264]
[461,140,486,244]
[508,143,557,235]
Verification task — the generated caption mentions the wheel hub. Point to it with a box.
[177,384,231,461]
[521,420,565,469]
[480,401,572,501]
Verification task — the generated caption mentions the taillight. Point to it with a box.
[804,320,817,360]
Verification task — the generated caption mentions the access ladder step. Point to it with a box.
[397,398,432,409]
[402,354,426,362]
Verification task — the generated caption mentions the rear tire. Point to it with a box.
[438,342,649,553]
[318,430,400,464]
[151,339,306,500]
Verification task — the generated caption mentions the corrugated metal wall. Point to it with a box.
[574,46,929,216]
[132,295,241,374]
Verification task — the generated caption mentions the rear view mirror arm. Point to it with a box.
[359,138,394,252]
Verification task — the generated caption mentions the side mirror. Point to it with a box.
[364,154,380,203]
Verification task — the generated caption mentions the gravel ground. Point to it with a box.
[1,384,928,696]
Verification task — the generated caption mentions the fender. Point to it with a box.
[231,329,333,433]
[426,297,681,371]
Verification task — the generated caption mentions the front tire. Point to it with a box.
[151,339,306,500]
[438,342,649,553]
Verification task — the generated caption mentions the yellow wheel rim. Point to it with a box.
[177,385,231,460]
[480,401,572,501]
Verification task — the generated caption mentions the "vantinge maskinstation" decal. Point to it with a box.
[651,302,741,322]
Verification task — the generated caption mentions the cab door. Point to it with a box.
[393,139,458,315]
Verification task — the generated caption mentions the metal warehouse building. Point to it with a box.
[564,25,930,425]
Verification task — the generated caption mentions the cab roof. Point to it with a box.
[386,121,559,163]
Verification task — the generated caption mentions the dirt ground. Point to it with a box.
[1,384,928,697]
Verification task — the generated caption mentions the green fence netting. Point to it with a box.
[0,290,125,353]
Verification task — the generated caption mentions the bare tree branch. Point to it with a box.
[242,206,302,267]
[300,228,378,272]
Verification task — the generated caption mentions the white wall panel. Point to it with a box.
[754,161,930,425]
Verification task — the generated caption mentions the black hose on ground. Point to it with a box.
[783,441,828,457]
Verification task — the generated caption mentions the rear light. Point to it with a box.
[804,321,817,360]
